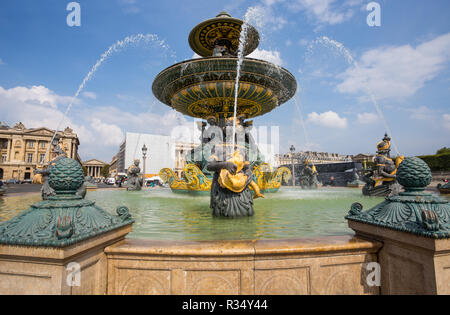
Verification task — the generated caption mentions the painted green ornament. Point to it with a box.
[48,157,85,193]
[346,157,450,239]
[0,157,134,247]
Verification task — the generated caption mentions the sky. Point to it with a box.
[0,0,449,163]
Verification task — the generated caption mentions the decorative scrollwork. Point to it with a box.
[117,206,132,222]
[349,203,363,216]
[421,210,440,232]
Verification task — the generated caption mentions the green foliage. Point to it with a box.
[418,153,450,171]
[436,147,450,155]
[82,165,88,176]
[101,164,110,178]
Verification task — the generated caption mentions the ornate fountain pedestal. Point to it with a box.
[0,157,134,295]
[347,157,450,294]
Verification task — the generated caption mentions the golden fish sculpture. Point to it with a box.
[218,150,264,199]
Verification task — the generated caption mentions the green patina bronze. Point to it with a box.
[346,157,450,239]
[152,57,296,120]
[0,157,134,247]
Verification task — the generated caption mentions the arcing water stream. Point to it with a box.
[309,36,401,156]
[42,34,175,164]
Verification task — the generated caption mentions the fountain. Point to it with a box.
[361,134,404,197]
[1,10,449,296]
[299,159,321,189]
[155,12,294,199]
[126,159,143,191]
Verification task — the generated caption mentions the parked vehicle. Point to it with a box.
[7,179,19,184]
[21,179,32,184]
[106,178,116,185]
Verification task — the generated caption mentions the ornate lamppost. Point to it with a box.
[142,144,148,183]
[290,145,296,186]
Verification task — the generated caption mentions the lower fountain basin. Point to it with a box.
[1,187,386,241]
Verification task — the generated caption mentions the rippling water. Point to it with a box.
[1,188,448,241]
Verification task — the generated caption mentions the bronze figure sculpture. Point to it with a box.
[127,159,143,191]
[362,134,404,197]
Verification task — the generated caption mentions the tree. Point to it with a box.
[101,164,110,178]
[82,165,87,176]
[436,147,450,155]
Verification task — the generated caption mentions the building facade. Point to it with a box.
[109,154,118,178]
[113,132,201,179]
[0,122,80,181]
[275,151,353,167]
[82,159,108,179]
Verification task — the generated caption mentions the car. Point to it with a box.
[21,179,32,184]
[7,179,19,184]
[106,178,115,185]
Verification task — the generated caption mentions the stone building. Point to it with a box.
[109,154,118,178]
[174,142,197,178]
[275,151,353,167]
[82,159,108,179]
[112,132,199,179]
[0,122,80,181]
[352,153,376,168]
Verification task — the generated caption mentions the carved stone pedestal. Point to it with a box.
[0,225,132,295]
[349,221,450,295]
[0,157,135,295]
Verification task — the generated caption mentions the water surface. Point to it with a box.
[1,188,448,241]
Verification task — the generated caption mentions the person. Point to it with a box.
[329,176,335,187]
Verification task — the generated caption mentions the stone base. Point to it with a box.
[0,225,132,295]
[348,221,450,295]
[105,236,381,295]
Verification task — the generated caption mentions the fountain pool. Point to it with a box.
[0,187,388,241]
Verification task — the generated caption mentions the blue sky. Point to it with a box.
[0,0,449,162]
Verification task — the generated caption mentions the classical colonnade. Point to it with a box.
[85,165,104,178]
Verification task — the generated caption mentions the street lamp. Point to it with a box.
[290,145,296,186]
[142,144,148,182]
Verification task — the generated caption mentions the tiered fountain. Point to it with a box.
[154,12,294,197]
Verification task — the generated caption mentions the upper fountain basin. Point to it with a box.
[152,57,298,119]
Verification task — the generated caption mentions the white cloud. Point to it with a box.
[0,84,191,162]
[82,91,97,100]
[444,114,450,131]
[307,111,348,129]
[0,58,4,65]
[0,85,74,109]
[289,0,360,25]
[248,48,283,66]
[357,112,378,125]
[337,33,450,101]
[89,118,124,146]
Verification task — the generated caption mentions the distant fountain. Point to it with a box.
[361,134,404,197]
